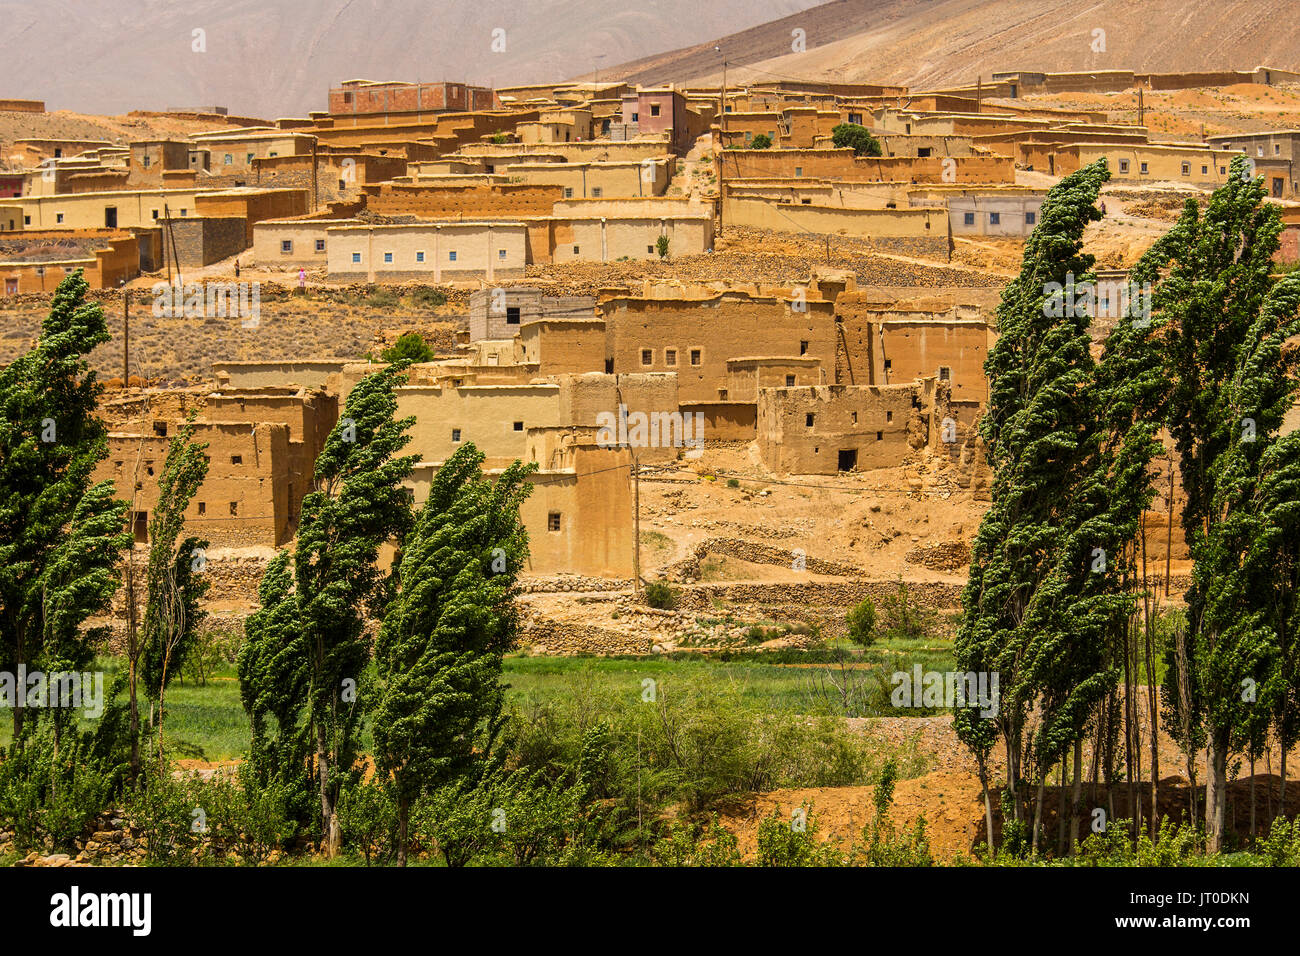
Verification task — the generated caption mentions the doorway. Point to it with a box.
[837,449,857,472]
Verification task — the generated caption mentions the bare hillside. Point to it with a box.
[602,0,1300,90]
[0,0,822,117]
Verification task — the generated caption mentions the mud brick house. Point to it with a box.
[758,380,937,475]
[93,385,336,546]
[329,79,498,123]
[0,228,146,292]
[468,287,596,341]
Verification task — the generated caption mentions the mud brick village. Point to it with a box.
[6,43,1300,868]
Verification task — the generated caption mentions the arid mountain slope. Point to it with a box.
[601,0,1300,90]
[0,0,822,116]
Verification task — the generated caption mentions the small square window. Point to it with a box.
[281,240,293,254]
[795,166,803,177]
[452,429,462,442]
[513,421,524,431]
[197,502,206,515]
[572,245,580,255]
[876,431,884,441]
[449,250,457,261]
[352,252,361,263]
[690,349,701,366]
[648,245,654,254]
[806,413,815,427]
[415,251,425,262]
[563,187,574,198]
[498,249,506,259]
[229,502,238,516]
[883,359,892,371]
[641,349,653,366]
[55,213,64,224]
[1181,162,1191,176]
[1025,212,1036,225]
[231,455,242,464]
[886,411,893,422]
[650,104,660,117]
[785,374,795,386]
[506,306,520,325]
[939,366,951,381]
[591,187,602,198]
[963,212,976,225]
[1202,165,1209,175]
[1140,162,1149,174]
[247,153,255,164]
[1119,159,1130,173]
[799,340,808,355]
[548,512,561,532]
[665,349,676,366]
[384,252,393,263]
[151,209,159,220]
[223,154,233,165]
[989,212,1000,225]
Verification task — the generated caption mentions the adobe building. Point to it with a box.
[325,220,528,282]
[757,380,937,475]
[1021,142,1238,185]
[93,385,338,546]
[907,186,1046,237]
[468,287,596,341]
[403,424,633,578]
[599,290,837,403]
[0,229,146,292]
[1205,130,1300,198]
[329,79,498,123]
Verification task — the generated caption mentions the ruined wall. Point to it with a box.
[758,382,930,475]
[365,182,561,218]
[602,294,837,403]
[517,319,606,375]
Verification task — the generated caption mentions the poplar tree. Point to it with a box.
[238,364,416,854]
[140,421,210,770]
[372,442,534,865]
[955,159,1113,842]
[0,270,128,743]
[1137,156,1300,851]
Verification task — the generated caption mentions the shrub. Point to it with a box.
[656,235,670,259]
[654,817,743,866]
[846,597,878,646]
[365,287,400,309]
[756,804,845,866]
[643,580,678,610]
[336,778,398,865]
[831,123,882,157]
[381,331,434,364]
[879,579,940,640]
[749,133,773,149]
[410,287,447,310]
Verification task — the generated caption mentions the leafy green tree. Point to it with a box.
[845,597,877,646]
[0,270,128,743]
[749,133,773,149]
[373,442,534,864]
[140,420,210,771]
[381,332,434,364]
[1136,156,1300,851]
[238,364,417,855]
[831,123,882,157]
[955,160,1119,851]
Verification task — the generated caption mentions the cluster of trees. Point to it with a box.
[236,362,535,861]
[831,123,883,157]
[0,272,213,822]
[0,274,536,865]
[955,157,1300,855]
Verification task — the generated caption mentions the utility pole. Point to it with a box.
[122,287,130,389]
[976,76,982,113]
[632,452,641,594]
[311,139,318,211]
[1138,86,1145,130]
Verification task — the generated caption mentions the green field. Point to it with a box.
[0,640,956,761]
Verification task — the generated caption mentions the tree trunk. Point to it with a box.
[1057,761,1067,856]
[1206,733,1229,853]
[317,723,339,857]
[1249,752,1256,839]
[977,763,995,852]
[1069,737,1083,856]
[397,791,409,867]
[1032,777,1045,856]
[1281,745,1288,820]
[128,655,140,785]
